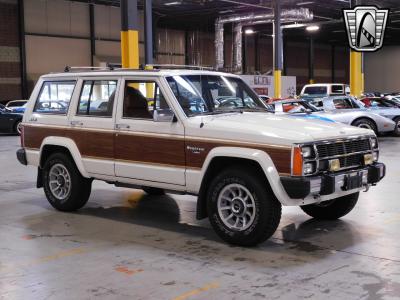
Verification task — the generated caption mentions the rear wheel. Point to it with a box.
[352,118,377,135]
[207,167,281,246]
[393,117,400,137]
[300,192,359,220]
[43,153,92,211]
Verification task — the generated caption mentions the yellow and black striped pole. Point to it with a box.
[273,0,282,99]
[121,0,139,69]
[350,50,363,97]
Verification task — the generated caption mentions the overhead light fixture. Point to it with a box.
[245,29,255,34]
[297,1,314,5]
[164,1,181,6]
[306,25,320,32]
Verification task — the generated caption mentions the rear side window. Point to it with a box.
[77,80,117,117]
[34,81,76,114]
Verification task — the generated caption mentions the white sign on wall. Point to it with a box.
[241,75,297,98]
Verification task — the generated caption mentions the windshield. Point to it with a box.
[302,86,327,95]
[166,75,268,116]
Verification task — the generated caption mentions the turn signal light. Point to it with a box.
[329,159,341,172]
[292,147,303,176]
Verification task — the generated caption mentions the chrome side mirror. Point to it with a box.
[153,109,175,122]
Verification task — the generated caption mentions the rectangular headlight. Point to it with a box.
[303,162,315,175]
[370,137,378,149]
[301,146,313,158]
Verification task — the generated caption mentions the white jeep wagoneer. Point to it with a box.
[16,67,385,246]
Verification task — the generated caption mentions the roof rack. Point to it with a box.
[144,64,215,71]
[63,63,216,73]
[64,66,113,72]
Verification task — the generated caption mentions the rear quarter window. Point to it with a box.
[303,86,327,95]
[34,81,76,114]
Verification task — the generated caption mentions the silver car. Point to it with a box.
[310,96,399,136]
[270,99,396,135]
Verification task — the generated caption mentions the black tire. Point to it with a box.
[207,167,281,246]
[392,117,400,137]
[352,118,377,135]
[43,152,92,212]
[14,120,22,135]
[300,192,359,220]
[142,187,165,195]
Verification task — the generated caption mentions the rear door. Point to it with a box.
[68,77,120,176]
[114,77,185,186]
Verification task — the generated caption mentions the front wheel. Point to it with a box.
[300,192,359,220]
[43,153,92,211]
[207,167,281,246]
[352,119,377,135]
[393,117,400,137]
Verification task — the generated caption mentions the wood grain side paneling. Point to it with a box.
[115,133,185,166]
[24,125,292,174]
[24,125,66,149]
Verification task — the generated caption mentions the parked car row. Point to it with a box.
[261,84,400,137]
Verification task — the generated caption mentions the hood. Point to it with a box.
[185,112,373,145]
[288,113,336,123]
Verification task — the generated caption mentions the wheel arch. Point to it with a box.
[196,147,288,220]
[39,137,89,178]
[351,117,377,131]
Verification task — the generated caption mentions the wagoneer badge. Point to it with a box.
[187,145,205,154]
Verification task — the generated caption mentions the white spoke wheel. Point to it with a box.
[43,153,92,212]
[207,167,282,247]
[49,164,72,202]
[217,184,256,231]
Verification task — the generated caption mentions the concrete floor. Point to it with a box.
[0,135,400,300]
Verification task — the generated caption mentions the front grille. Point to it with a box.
[314,138,372,172]
[316,138,371,158]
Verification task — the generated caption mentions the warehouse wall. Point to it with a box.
[0,0,21,101]
[365,46,400,93]
[0,0,351,101]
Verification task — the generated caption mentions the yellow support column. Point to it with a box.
[274,70,282,99]
[121,0,139,69]
[350,50,363,97]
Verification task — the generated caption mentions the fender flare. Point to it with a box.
[196,146,292,219]
[39,136,90,178]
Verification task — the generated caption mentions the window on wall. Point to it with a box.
[77,80,117,117]
[34,81,76,114]
[123,81,170,119]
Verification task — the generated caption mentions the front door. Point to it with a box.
[114,77,185,186]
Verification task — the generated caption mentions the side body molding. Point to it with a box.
[40,136,90,178]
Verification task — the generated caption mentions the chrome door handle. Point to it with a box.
[70,121,83,126]
[115,123,130,129]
